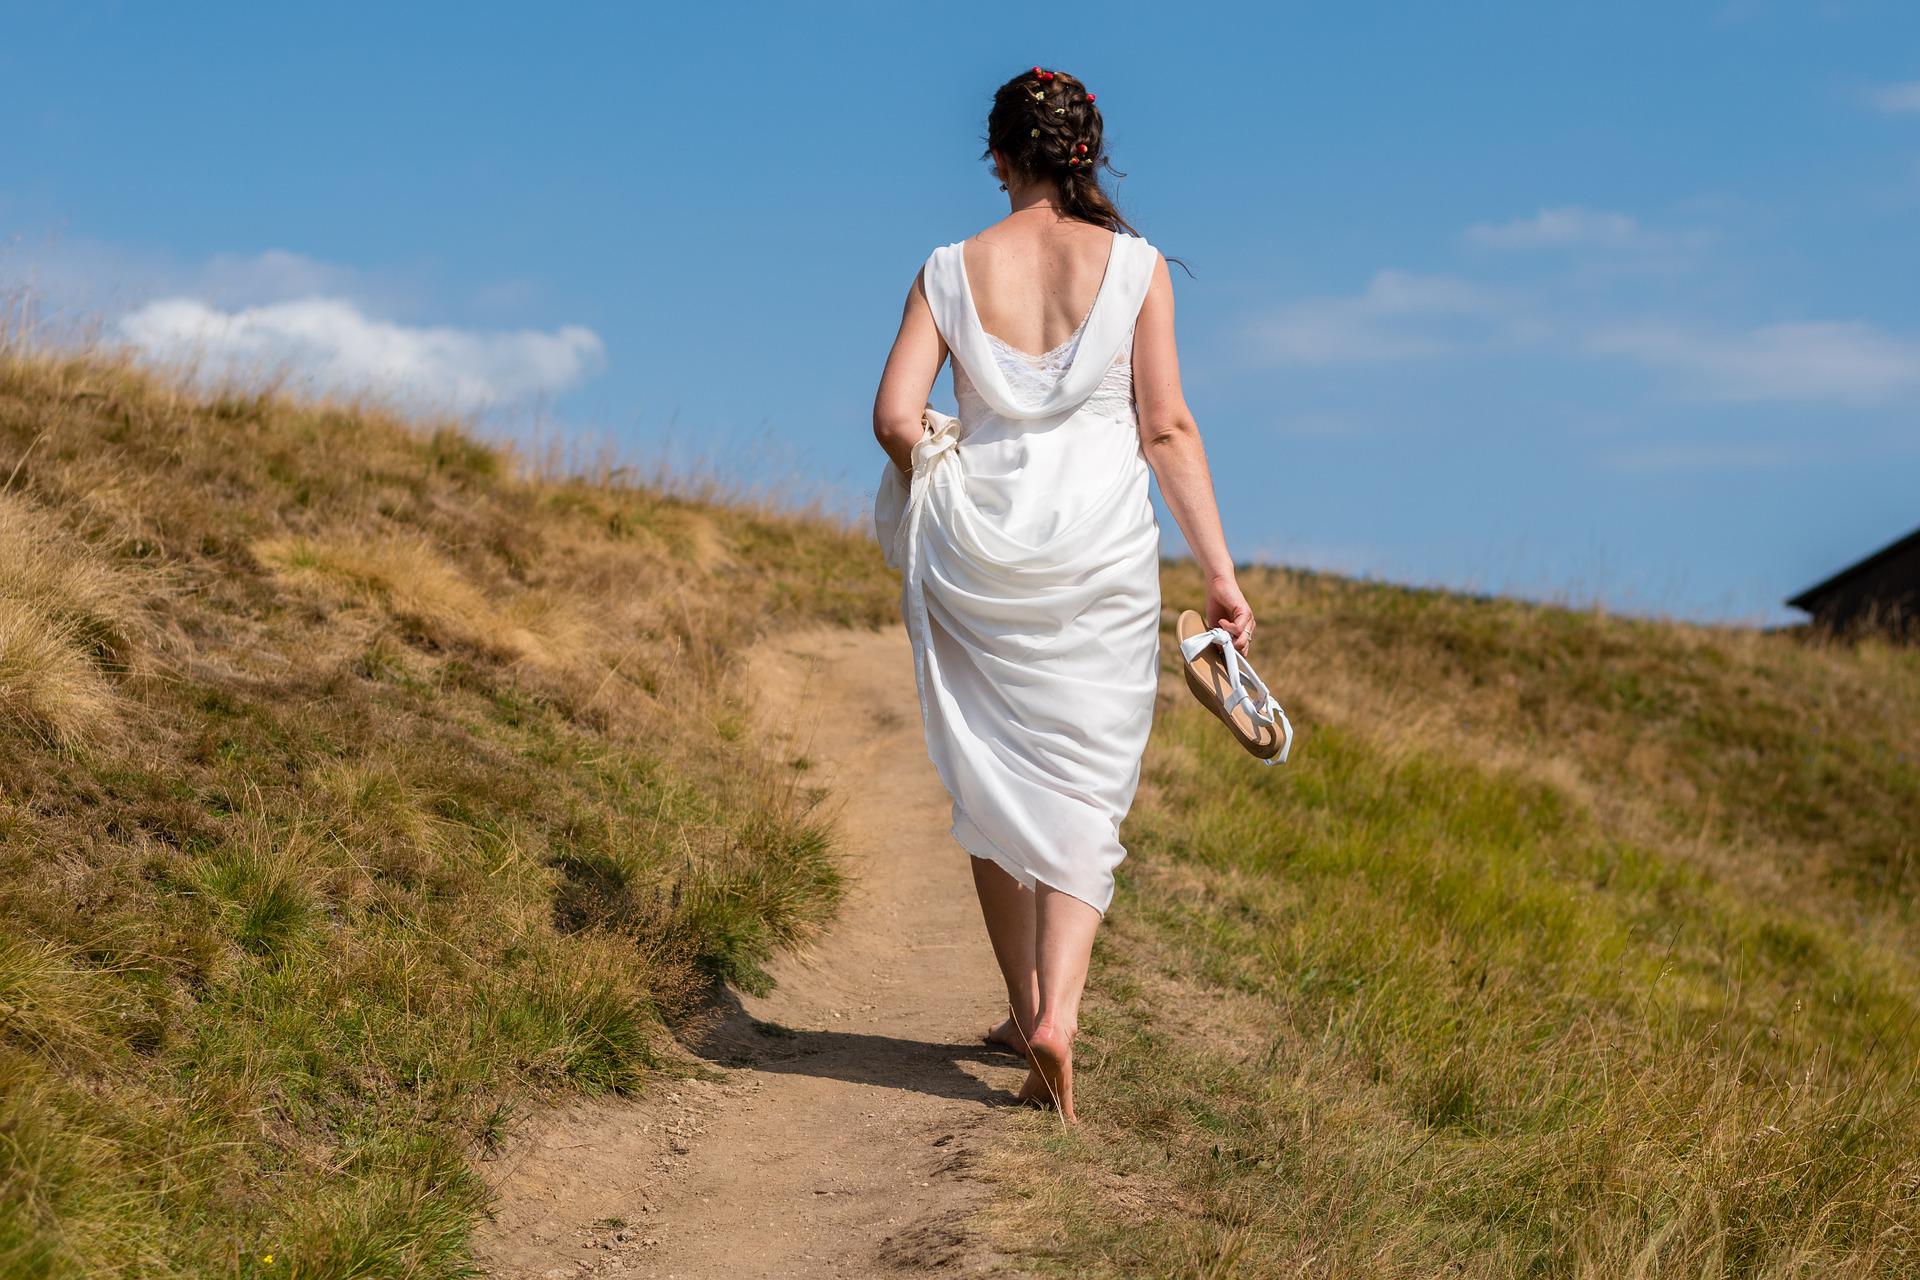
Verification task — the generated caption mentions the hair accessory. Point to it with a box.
[1054,107,1065,114]
[1030,128,1039,138]
[1085,93,1095,103]
[1075,143,1088,154]
[1067,156,1081,167]
[1037,69,1055,81]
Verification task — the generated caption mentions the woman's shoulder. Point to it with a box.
[915,239,969,287]
[915,240,965,287]
[1115,228,1161,263]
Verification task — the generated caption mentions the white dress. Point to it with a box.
[873,230,1162,915]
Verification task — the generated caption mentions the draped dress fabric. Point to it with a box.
[873,230,1163,915]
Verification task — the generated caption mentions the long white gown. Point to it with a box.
[873,229,1162,915]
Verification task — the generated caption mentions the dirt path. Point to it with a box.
[472,625,1027,1279]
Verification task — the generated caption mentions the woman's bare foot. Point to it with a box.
[984,1016,1029,1055]
[1023,1021,1075,1122]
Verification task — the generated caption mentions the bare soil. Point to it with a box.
[471,625,1029,1278]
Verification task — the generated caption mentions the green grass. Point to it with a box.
[986,564,1920,1278]
[0,345,896,1277]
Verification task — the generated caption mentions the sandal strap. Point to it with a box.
[1179,626,1293,765]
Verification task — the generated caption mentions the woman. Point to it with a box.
[871,67,1253,1123]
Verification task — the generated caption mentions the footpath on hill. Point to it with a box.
[472,625,1025,1278]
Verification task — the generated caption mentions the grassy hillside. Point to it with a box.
[5,342,1917,1278]
[0,346,896,1276]
[992,562,1920,1277]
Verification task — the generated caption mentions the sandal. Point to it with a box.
[1176,609,1293,764]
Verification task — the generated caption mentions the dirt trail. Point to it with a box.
[472,625,1027,1279]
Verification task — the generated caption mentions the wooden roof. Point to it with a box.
[1787,524,1920,612]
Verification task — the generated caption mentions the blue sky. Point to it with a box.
[4,1,1918,622]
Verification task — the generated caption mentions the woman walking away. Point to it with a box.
[871,66,1254,1123]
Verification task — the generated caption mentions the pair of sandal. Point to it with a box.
[1175,609,1292,765]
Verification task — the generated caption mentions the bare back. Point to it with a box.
[960,215,1120,358]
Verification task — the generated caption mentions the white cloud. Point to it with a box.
[117,295,604,411]
[1463,206,1704,253]
[1588,320,1920,406]
[1351,270,1503,315]
[4,236,604,411]
[1252,226,1918,410]
[2,239,400,320]
[1253,270,1514,365]
[1867,81,1920,114]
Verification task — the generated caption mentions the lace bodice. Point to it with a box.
[953,320,1137,425]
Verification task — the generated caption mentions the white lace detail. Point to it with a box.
[954,322,1136,425]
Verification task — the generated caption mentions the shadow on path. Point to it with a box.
[679,984,1023,1107]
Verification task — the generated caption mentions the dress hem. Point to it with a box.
[950,812,1110,918]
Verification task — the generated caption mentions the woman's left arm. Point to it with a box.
[872,269,949,473]
[1133,252,1258,654]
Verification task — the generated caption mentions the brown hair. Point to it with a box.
[983,66,1141,238]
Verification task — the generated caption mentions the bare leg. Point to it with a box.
[969,856,1038,1057]
[1026,884,1101,1123]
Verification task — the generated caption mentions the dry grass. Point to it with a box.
[0,340,897,1277]
[255,534,598,670]
[984,562,1920,1277]
[0,490,141,743]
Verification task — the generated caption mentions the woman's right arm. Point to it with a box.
[872,270,949,474]
[1132,252,1257,655]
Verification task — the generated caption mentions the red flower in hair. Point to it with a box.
[1085,93,1095,103]
[1038,69,1055,81]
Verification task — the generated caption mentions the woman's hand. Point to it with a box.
[1206,574,1255,655]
